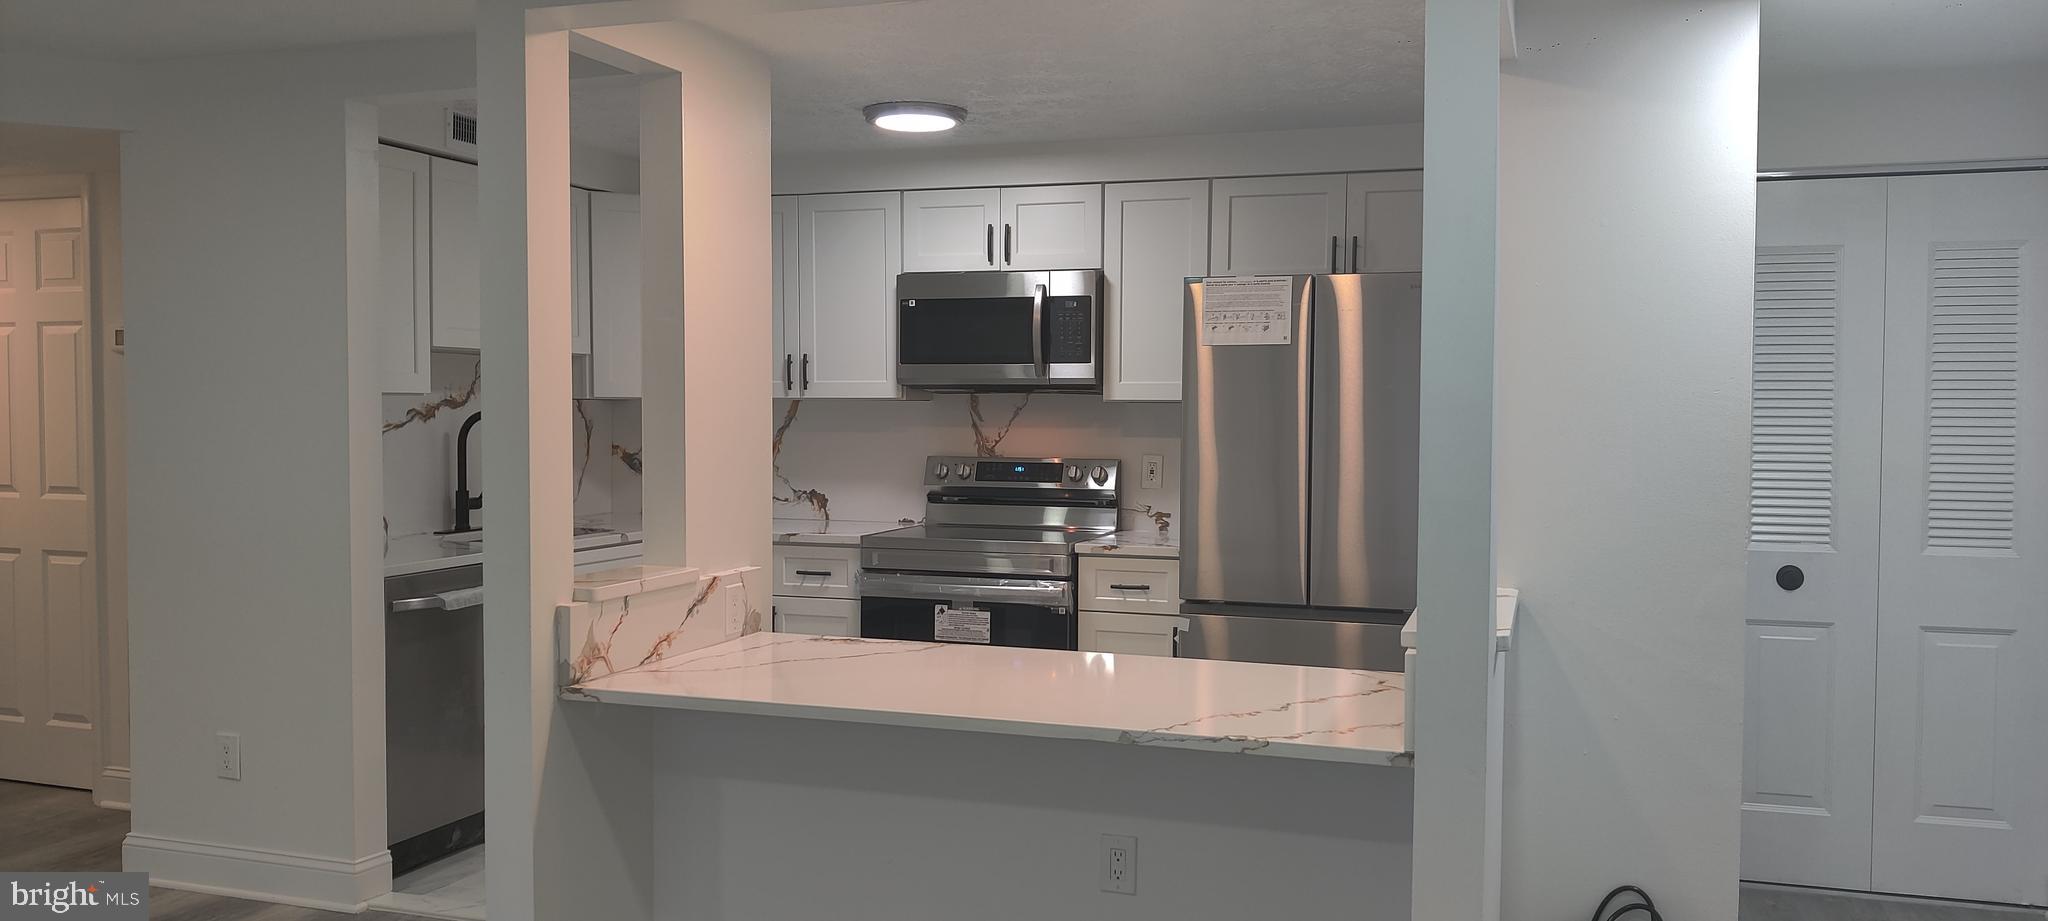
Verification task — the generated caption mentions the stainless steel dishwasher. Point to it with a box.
[385,563,484,876]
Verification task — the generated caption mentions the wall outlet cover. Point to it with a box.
[215,731,241,781]
[1100,834,1136,895]
[724,582,747,637]
[1140,454,1163,489]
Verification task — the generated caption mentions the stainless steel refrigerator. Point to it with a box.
[1178,273,1421,670]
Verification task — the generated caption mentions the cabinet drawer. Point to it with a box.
[774,595,860,637]
[772,544,860,599]
[1078,610,1186,658]
[1077,556,1181,614]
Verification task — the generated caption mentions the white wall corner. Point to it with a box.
[1500,0,1518,60]
[94,766,132,811]
[122,834,393,912]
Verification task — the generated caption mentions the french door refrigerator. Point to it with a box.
[1179,273,1422,670]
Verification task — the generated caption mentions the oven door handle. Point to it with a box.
[1030,283,1047,378]
[860,572,1073,606]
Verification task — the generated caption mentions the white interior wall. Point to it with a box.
[0,122,129,809]
[1496,3,1756,919]
[773,122,1421,194]
[649,713,1414,921]
[376,96,642,192]
[3,37,477,909]
[770,395,1181,530]
[1759,61,2048,171]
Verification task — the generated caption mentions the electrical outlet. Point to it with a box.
[724,582,747,637]
[1100,834,1136,895]
[215,731,241,780]
[1140,454,1163,490]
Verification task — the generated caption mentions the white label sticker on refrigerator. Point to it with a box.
[1200,276,1293,346]
[934,605,992,644]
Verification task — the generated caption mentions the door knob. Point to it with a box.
[1775,564,1805,592]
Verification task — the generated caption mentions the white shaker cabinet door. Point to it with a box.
[1345,171,1423,273]
[1103,180,1207,401]
[1740,177,1886,892]
[1870,170,2048,907]
[771,195,800,398]
[376,145,433,393]
[588,191,642,398]
[903,187,999,273]
[797,191,901,399]
[428,156,481,350]
[1000,183,1102,270]
[570,187,592,355]
[1209,174,1347,276]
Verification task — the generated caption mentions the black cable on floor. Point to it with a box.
[1591,885,1664,921]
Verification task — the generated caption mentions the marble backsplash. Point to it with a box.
[383,352,642,545]
[559,565,764,686]
[770,394,1181,536]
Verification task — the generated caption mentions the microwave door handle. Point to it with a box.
[1031,283,1047,376]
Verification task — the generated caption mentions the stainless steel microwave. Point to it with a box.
[896,270,1102,392]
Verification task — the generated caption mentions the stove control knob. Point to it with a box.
[1065,464,1080,481]
[956,463,972,479]
[933,463,949,480]
[1091,466,1109,485]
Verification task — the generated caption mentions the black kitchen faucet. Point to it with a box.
[438,411,483,534]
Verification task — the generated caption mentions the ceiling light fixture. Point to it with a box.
[864,101,966,133]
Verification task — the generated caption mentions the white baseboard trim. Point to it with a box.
[93,766,131,811]
[123,832,392,912]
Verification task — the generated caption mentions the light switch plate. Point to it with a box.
[1140,454,1163,490]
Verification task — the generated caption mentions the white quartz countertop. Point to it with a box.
[772,518,912,546]
[569,633,1409,766]
[384,513,645,577]
[1073,529,1179,558]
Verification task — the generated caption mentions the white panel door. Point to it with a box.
[1209,174,1348,276]
[1345,172,1424,273]
[1872,170,2048,906]
[1000,184,1102,270]
[570,187,592,356]
[428,156,480,350]
[1103,180,1206,401]
[0,196,98,788]
[376,146,432,393]
[1741,177,1886,890]
[902,187,998,272]
[771,196,799,398]
[588,191,641,399]
[797,192,901,398]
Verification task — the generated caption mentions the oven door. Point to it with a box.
[859,571,1076,650]
[897,271,1051,389]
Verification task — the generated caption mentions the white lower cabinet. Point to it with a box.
[773,595,860,638]
[772,543,862,637]
[1076,554,1183,658]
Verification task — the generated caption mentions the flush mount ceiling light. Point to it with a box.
[863,101,967,133]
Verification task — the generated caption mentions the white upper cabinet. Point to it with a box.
[1000,184,1103,270]
[1209,174,1349,276]
[797,191,902,398]
[903,184,1102,272]
[428,156,481,350]
[587,191,641,398]
[376,146,433,393]
[771,195,800,398]
[571,187,593,355]
[1102,180,1208,402]
[1345,172,1423,273]
[903,188,1000,272]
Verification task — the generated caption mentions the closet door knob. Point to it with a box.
[1775,565,1805,592]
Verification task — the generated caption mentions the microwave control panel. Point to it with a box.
[1047,297,1093,363]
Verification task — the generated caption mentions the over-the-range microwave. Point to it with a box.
[895,269,1102,393]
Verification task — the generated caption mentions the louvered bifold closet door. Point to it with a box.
[1741,178,1886,891]
[1871,171,2048,907]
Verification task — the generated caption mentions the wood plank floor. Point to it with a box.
[0,780,441,921]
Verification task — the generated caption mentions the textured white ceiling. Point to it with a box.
[0,0,475,58]
[1765,0,2048,76]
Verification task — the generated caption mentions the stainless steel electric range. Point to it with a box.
[859,455,1121,650]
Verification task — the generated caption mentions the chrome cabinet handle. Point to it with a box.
[986,224,995,265]
[1108,583,1152,592]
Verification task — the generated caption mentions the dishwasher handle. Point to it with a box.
[390,592,483,613]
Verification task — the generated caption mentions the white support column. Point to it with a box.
[1410,0,1500,919]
